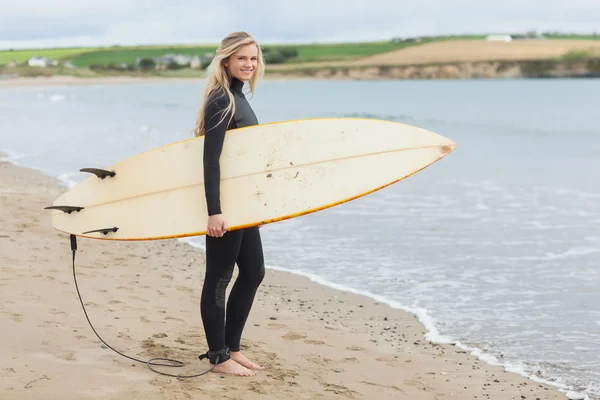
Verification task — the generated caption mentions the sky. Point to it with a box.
[1,0,599,50]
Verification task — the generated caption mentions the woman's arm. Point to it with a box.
[203,91,231,216]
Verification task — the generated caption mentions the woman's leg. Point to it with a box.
[225,227,265,365]
[200,230,243,354]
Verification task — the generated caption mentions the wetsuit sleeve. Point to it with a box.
[203,92,231,216]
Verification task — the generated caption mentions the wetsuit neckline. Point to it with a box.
[230,77,244,94]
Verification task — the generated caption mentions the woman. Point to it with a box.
[193,31,266,377]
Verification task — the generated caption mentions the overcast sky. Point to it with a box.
[1,0,599,50]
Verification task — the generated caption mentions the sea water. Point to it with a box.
[1,78,598,399]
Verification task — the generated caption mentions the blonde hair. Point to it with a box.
[193,31,265,137]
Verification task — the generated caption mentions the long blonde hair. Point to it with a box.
[193,32,265,137]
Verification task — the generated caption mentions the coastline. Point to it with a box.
[0,75,206,90]
[0,74,323,90]
[0,157,574,399]
[2,56,599,90]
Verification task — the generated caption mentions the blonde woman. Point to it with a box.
[194,32,266,376]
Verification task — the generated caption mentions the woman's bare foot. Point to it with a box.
[230,351,265,370]
[211,359,256,376]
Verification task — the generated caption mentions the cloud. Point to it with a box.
[1,0,599,49]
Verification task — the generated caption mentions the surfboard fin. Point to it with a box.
[44,205,84,214]
[80,168,116,180]
[82,227,119,235]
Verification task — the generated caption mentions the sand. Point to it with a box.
[0,75,206,90]
[0,74,317,90]
[0,160,572,399]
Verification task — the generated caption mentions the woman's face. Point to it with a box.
[225,44,258,82]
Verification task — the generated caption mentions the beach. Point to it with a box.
[0,74,320,90]
[0,75,205,90]
[0,159,570,399]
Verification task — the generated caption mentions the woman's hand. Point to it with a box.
[207,214,228,237]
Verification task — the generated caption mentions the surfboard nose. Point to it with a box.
[440,142,458,155]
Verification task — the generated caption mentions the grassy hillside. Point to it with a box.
[47,42,421,67]
[0,47,104,65]
[545,34,600,40]
[70,46,218,67]
[1,34,598,71]
[0,35,488,67]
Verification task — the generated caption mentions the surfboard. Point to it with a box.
[46,118,457,241]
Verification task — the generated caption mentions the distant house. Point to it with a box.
[28,56,49,67]
[151,52,215,70]
[190,55,202,69]
[486,35,513,42]
[154,53,195,68]
[392,37,422,44]
[512,30,546,40]
[27,56,58,67]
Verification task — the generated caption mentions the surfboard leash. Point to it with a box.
[68,234,222,378]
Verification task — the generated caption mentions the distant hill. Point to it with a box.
[2,34,599,80]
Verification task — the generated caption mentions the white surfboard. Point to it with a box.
[46,118,457,241]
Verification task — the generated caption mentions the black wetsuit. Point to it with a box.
[199,77,265,364]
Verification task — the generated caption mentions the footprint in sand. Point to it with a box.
[404,379,435,392]
[56,351,76,362]
[404,379,425,388]
[282,332,307,340]
[376,356,398,366]
[322,383,358,397]
[304,339,327,346]
[361,381,406,395]
[7,313,22,323]
[118,331,133,340]
[149,377,172,387]
[346,345,363,351]
[306,355,332,365]
[267,322,287,330]
[129,296,150,303]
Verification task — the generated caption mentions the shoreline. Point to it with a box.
[0,74,326,90]
[0,155,580,399]
[2,56,599,89]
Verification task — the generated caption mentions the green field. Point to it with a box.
[69,46,218,67]
[546,34,600,40]
[0,36,487,67]
[276,41,419,63]
[64,36,482,67]
[0,47,105,65]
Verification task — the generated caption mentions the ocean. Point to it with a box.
[1,78,598,399]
